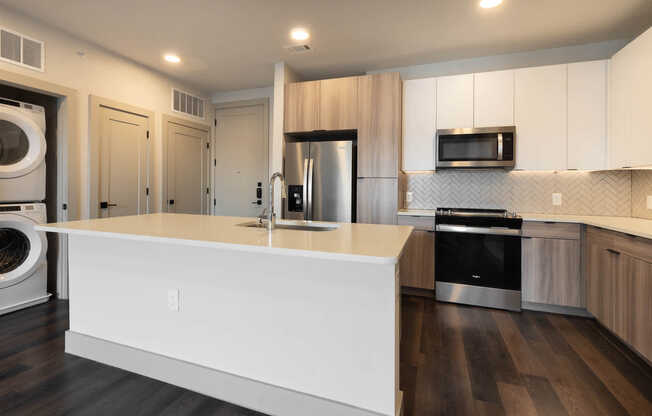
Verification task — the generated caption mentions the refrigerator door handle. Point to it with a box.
[302,158,309,219]
[307,158,314,220]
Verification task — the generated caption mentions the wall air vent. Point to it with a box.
[172,88,205,119]
[284,44,311,53]
[0,28,44,71]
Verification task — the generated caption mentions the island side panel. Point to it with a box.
[66,234,398,416]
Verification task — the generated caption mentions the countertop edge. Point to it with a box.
[36,225,402,265]
[397,210,652,240]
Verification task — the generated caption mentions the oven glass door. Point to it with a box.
[435,231,521,290]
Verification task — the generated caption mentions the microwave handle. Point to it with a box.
[497,133,503,161]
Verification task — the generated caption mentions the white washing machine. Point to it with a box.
[0,203,49,315]
[0,98,47,202]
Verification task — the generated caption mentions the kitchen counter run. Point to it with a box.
[397,209,652,240]
[37,213,413,264]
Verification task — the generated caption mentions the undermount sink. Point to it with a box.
[237,220,339,232]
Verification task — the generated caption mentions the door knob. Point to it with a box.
[169,199,175,205]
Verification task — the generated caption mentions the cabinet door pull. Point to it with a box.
[606,248,620,255]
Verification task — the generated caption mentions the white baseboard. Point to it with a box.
[65,331,388,416]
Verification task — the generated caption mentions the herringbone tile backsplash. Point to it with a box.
[632,170,652,219]
[405,170,634,216]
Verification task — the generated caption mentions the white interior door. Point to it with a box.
[99,106,148,218]
[166,121,209,214]
[214,103,268,217]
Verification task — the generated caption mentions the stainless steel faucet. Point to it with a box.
[267,172,286,230]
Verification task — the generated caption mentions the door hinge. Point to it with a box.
[213,159,216,167]
[146,187,149,196]
[206,142,210,149]
[214,119,217,127]
[146,130,150,139]
[213,198,216,206]
[206,187,210,195]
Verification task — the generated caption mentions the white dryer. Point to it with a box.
[0,203,49,315]
[0,98,47,202]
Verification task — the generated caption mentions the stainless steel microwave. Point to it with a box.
[436,126,515,168]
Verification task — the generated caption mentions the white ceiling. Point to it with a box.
[1,0,651,93]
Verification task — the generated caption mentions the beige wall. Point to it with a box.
[0,5,210,218]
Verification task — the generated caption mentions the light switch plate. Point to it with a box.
[647,195,652,210]
[167,289,180,312]
[406,192,413,203]
[552,193,562,206]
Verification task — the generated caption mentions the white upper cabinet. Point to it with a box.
[514,64,568,170]
[609,27,652,169]
[436,74,474,130]
[567,60,607,170]
[403,78,436,171]
[474,70,514,127]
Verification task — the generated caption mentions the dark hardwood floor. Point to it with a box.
[1,298,651,415]
[400,296,652,416]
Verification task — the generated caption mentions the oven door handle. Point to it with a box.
[436,224,521,236]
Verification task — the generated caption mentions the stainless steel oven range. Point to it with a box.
[435,208,522,311]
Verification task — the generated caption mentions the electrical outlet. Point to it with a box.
[647,195,652,210]
[552,193,562,206]
[406,192,413,203]
[167,289,180,312]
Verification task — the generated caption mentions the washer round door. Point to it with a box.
[0,214,47,289]
[0,106,46,178]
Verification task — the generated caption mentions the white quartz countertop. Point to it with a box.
[37,213,413,264]
[397,209,652,240]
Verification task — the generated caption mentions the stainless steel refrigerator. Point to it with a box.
[284,140,354,222]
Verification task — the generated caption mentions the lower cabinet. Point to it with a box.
[521,221,582,308]
[522,237,582,307]
[586,226,652,362]
[397,215,435,290]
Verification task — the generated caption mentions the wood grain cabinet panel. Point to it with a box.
[284,81,320,133]
[614,254,652,361]
[319,77,358,131]
[357,73,401,178]
[586,240,616,328]
[522,237,582,307]
[357,178,398,225]
[399,230,435,290]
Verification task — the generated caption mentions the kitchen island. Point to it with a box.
[38,214,412,416]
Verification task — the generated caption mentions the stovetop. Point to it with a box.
[435,208,523,229]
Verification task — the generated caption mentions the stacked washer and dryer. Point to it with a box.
[0,97,50,315]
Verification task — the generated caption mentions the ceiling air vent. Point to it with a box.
[172,88,205,119]
[0,28,44,71]
[284,44,311,53]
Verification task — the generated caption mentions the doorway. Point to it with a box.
[162,115,210,214]
[90,96,152,219]
[214,99,269,217]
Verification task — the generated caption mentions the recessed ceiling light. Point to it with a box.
[164,54,181,63]
[480,0,503,8]
[290,28,310,41]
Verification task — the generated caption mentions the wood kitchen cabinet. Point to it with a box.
[320,77,358,131]
[397,215,435,290]
[402,77,436,171]
[515,64,567,170]
[357,178,398,225]
[586,226,652,362]
[357,72,402,177]
[436,74,474,130]
[521,222,582,308]
[284,80,320,132]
